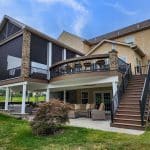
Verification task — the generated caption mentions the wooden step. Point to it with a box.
[114,118,142,125]
[115,114,141,120]
[118,106,140,111]
[117,110,140,115]
[111,123,144,130]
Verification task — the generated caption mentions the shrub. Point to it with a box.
[30,99,71,136]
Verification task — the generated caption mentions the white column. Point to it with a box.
[46,88,50,102]
[5,87,9,111]
[64,90,66,104]
[47,42,52,79]
[63,48,67,60]
[21,83,27,114]
[112,81,118,96]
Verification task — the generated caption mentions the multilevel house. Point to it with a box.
[0,15,150,130]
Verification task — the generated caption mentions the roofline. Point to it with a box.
[86,39,145,57]
[87,19,150,45]
[0,15,84,56]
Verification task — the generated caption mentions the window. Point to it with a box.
[124,36,135,44]
[119,56,127,62]
[81,92,88,104]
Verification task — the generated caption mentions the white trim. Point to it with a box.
[0,82,27,88]
[5,87,9,110]
[21,83,27,114]
[112,81,118,96]
[46,88,50,102]
[63,48,66,60]
[47,42,52,79]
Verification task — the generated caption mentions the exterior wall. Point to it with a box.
[21,30,31,78]
[58,31,90,54]
[113,28,150,65]
[76,87,112,104]
[90,42,142,72]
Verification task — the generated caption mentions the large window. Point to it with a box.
[0,21,21,42]
[52,44,63,64]
[81,92,88,104]
[0,36,23,80]
[66,50,76,59]
[30,34,48,79]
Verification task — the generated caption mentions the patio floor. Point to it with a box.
[68,118,144,135]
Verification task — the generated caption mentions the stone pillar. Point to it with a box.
[46,88,50,102]
[21,29,31,79]
[5,87,9,111]
[64,90,66,104]
[109,49,118,71]
[21,83,27,114]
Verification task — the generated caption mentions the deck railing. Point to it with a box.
[50,54,110,79]
[111,64,132,123]
[30,67,48,80]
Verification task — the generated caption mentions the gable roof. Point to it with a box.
[86,39,145,57]
[0,15,84,56]
[86,19,150,45]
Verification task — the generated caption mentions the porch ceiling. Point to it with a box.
[49,76,118,92]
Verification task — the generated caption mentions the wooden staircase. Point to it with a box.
[112,75,146,130]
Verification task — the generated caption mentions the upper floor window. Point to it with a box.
[124,36,135,44]
[119,56,127,63]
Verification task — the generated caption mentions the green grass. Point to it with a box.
[0,96,45,102]
[0,114,150,150]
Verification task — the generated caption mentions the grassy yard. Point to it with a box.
[0,114,150,150]
[0,96,45,102]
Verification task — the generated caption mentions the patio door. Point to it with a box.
[94,91,111,112]
[95,93,102,109]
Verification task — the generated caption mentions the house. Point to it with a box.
[0,15,150,130]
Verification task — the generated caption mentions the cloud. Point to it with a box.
[36,0,89,36]
[104,2,137,16]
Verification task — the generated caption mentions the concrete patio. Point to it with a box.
[68,118,144,135]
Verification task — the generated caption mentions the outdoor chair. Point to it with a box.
[91,103,106,120]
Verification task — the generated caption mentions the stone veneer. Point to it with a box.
[109,49,118,71]
[21,29,31,78]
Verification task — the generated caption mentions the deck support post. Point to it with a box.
[5,87,9,111]
[112,81,118,96]
[21,83,27,114]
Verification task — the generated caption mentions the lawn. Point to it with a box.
[0,96,45,102]
[0,114,150,150]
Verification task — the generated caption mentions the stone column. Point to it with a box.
[21,29,31,79]
[21,83,27,114]
[5,87,9,111]
[109,49,118,71]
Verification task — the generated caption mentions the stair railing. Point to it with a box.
[111,64,132,123]
[140,63,150,126]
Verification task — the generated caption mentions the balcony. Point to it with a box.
[50,54,129,80]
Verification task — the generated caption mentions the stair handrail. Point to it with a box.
[140,63,150,126]
[111,64,132,123]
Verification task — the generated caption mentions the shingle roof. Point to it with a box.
[87,19,150,45]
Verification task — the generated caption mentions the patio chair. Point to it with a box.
[91,103,106,120]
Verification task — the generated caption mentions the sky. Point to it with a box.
[0,0,150,40]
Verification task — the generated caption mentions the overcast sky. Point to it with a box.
[0,0,150,39]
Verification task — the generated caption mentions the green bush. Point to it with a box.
[30,99,71,136]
